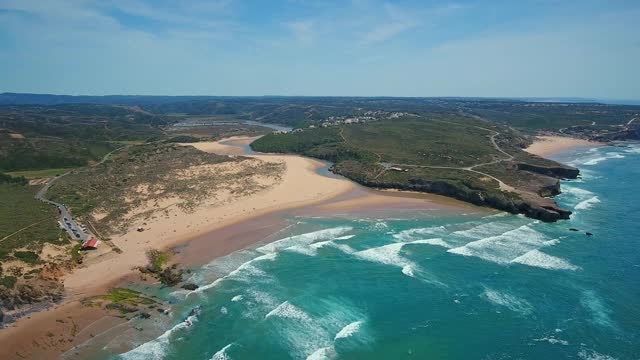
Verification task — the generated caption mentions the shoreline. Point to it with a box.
[524,135,604,157]
[0,136,477,359]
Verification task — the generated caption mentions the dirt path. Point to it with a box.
[368,120,517,192]
[0,219,49,243]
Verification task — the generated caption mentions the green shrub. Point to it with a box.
[0,276,17,288]
[13,250,40,264]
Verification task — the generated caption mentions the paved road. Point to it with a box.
[34,147,122,243]
[35,173,89,241]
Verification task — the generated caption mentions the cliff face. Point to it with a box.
[334,173,572,222]
[516,162,579,179]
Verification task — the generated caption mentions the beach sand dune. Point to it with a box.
[63,137,355,294]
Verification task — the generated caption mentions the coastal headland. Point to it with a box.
[0,135,481,360]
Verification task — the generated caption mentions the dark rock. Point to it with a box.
[569,228,580,232]
[348,175,572,222]
[181,283,199,291]
[586,232,593,236]
[158,267,183,287]
[105,303,137,313]
[156,308,169,315]
[0,308,4,323]
[138,312,151,319]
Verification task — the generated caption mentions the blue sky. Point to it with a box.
[0,0,638,98]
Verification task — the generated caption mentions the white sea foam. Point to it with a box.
[511,249,579,271]
[240,289,281,320]
[533,337,569,345]
[257,227,352,254]
[355,243,415,276]
[410,238,451,248]
[334,321,363,340]
[373,221,388,230]
[450,221,524,241]
[220,307,228,315]
[286,244,320,256]
[483,288,533,315]
[393,226,447,241]
[581,152,625,166]
[190,253,277,295]
[231,295,244,302]
[447,224,577,271]
[120,308,200,360]
[266,301,313,322]
[448,225,548,265]
[335,235,355,240]
[581,291,616,330]
[265,298,366,359]
[246,289,279,308]
[562,186,594,199]
[623,145,640,154]
[352,240,445,284]
[484,212,510,218]
[578,349,618,360]
[211,343,233,360]
[306,346,336,360]
[401,265,415,277]
[575,196,601,210]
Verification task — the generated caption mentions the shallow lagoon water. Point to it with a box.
[85,144,640,360]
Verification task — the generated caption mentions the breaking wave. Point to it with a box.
[211,343,233,360]
[511,249,579,271]
[580,152,625,166]
[393,226,447,241]
[447,225,577,271]
[335,321,363,340]
[119,307,200,360]
[575,196,601,210]
[257,227,352,254]
[266,301,313,322]
[578,349,618,360]
[306,346,336,360]
[190,252,277,295]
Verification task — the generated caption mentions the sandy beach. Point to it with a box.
[63,138,358,294]
[0,136,476,359]
[525,135,603,156]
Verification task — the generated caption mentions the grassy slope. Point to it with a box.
[0,184,64,260]
[0,104,171,172]
[342,117,499,167]
[251,114,578,220]
[48,143,283,235]
[7,167,77,179]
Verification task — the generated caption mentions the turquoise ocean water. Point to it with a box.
[82,144,640,360]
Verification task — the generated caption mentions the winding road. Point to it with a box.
[34,146,123,243]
